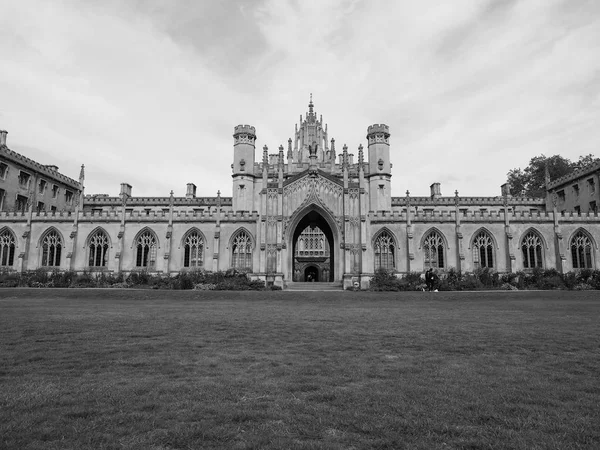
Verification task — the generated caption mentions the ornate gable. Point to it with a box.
[283,169,344,219]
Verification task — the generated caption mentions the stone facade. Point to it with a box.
[1,99,599,287]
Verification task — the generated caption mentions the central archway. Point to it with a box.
[291,209,335,282]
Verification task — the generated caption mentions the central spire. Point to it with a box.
[308,93,314,114]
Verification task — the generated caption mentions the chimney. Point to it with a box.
[186,183,197,198]
[348,153,354,165]
[119,183,132,199]
[501,182,512,198]
[430,182,441,199]
[0,130,7,146]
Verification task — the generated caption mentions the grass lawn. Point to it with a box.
[1,289,599,450]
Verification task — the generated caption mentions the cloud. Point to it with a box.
[0,0,599,198]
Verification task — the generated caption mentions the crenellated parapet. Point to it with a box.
[366,124,390,145]
[84,196,233,207]
[233,125,257,146]
[391,196,546,207]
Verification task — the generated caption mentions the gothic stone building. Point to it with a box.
[1,99,599,288]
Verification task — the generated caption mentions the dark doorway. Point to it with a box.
[304,266,319,282]
[292,210,334,282]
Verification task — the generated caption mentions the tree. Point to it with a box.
[507,154,599,197]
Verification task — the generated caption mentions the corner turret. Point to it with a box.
[232,125,257,212]
[366,124,391,211]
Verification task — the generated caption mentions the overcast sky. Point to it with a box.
[1,0,599,198]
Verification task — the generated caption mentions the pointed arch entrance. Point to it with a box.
[289,208,337,282]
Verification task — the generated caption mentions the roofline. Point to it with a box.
[0,145,82,190]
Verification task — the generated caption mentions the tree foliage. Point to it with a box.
[507,154,599,197]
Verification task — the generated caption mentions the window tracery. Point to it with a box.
[89,230,109,267]
[136,231,157,268]
[184,231,204,268]
[472,231,494,269]
[0,229,16,267]
[423,230,444,269]
[521,231,543,269]
[570,231,593,269]
[232,230,252,270]
[42,230,62,267]
[295,225,328,257]
[374,231,395,271]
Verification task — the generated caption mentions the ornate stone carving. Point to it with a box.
[283,174,344,232]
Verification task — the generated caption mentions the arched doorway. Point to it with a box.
[304,265,319,282]
[292,210,335,282]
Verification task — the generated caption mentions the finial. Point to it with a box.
[309,93,314,113]
[79,164,85,183]
[406,190,410,196]
[217,190,221,197]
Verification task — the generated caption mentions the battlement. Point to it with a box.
[391,196,546,207]
[171,209,260,222]
[84,196,233,207]
[30,211,74,221]
[366,124,390,137]
[0,211,29,220]
[547,159,600,189]
[368,208,600,223]
[233,124,256,136]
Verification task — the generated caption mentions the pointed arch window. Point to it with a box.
[521,231,543,269]
[184,231,204,268]
[423,230,445,269]
[570,231,593,269]
[136,231,157,268]
[88,230,109,267]
[374,231,395,271]
[0,229,16,267]
[232,230,252,271]
[42,230,62,267]
[472,231,494,269]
